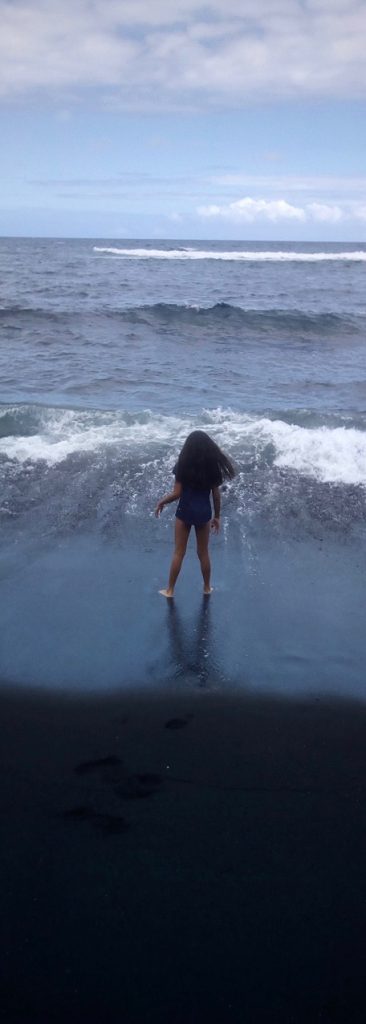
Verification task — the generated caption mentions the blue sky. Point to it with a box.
[1,0,366,240]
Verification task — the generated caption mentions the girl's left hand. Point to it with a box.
[155,501,164,517]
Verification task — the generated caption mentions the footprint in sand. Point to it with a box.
[61,806,129,835]
[62,805,96,820]
[74,755,123,777]
[73,757,162,801]
[92,813,130,835]
[74,755,128,785]
[165,715,193,730]
[115,772,162,800]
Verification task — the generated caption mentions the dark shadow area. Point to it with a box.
[1,682,366,1023]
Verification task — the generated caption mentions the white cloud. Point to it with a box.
[197,195,366,223]
[1,0,366,104]
[354,205,366,221]
[199,197,307,222]
[307,202,343,223]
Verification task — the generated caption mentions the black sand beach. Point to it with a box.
[1,684,366,1023]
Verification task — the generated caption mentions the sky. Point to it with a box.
[1,0,366,241]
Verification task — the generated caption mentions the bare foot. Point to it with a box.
[159,589,174,598]
[203,587,213,595]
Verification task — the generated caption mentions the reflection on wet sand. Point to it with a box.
[166,597,215,688]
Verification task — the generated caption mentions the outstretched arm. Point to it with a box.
[211,486,221,532]
[155,480,182,517]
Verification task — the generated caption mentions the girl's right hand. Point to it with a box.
[211,517,220,533]
[155,501,164,517]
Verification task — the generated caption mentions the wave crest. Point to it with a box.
[94,246,366,263]
[115,302,359,334]
[1,404,366,486]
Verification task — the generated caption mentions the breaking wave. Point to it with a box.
[94,246,366,263]
[2,404,366,545]
[1,404,366,486]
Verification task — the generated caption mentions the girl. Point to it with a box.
[155,430,235,598]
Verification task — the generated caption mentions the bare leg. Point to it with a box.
[159,520,191,598]
[195,523,212,594]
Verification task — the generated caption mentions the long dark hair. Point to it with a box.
[174,430,235,490]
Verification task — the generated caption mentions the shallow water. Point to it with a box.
[0,528,364,697]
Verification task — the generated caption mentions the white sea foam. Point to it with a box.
[93,246,366,263]
[259,418,366,485]
[1,406,366,486]
[0,408,192,466]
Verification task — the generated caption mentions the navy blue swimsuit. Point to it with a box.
[175,485,212,527]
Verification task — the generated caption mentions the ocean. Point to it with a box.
[1,237,366,696]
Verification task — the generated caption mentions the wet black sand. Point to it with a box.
[1,685,366,1023]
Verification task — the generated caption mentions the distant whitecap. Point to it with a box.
[93,246,366,262]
